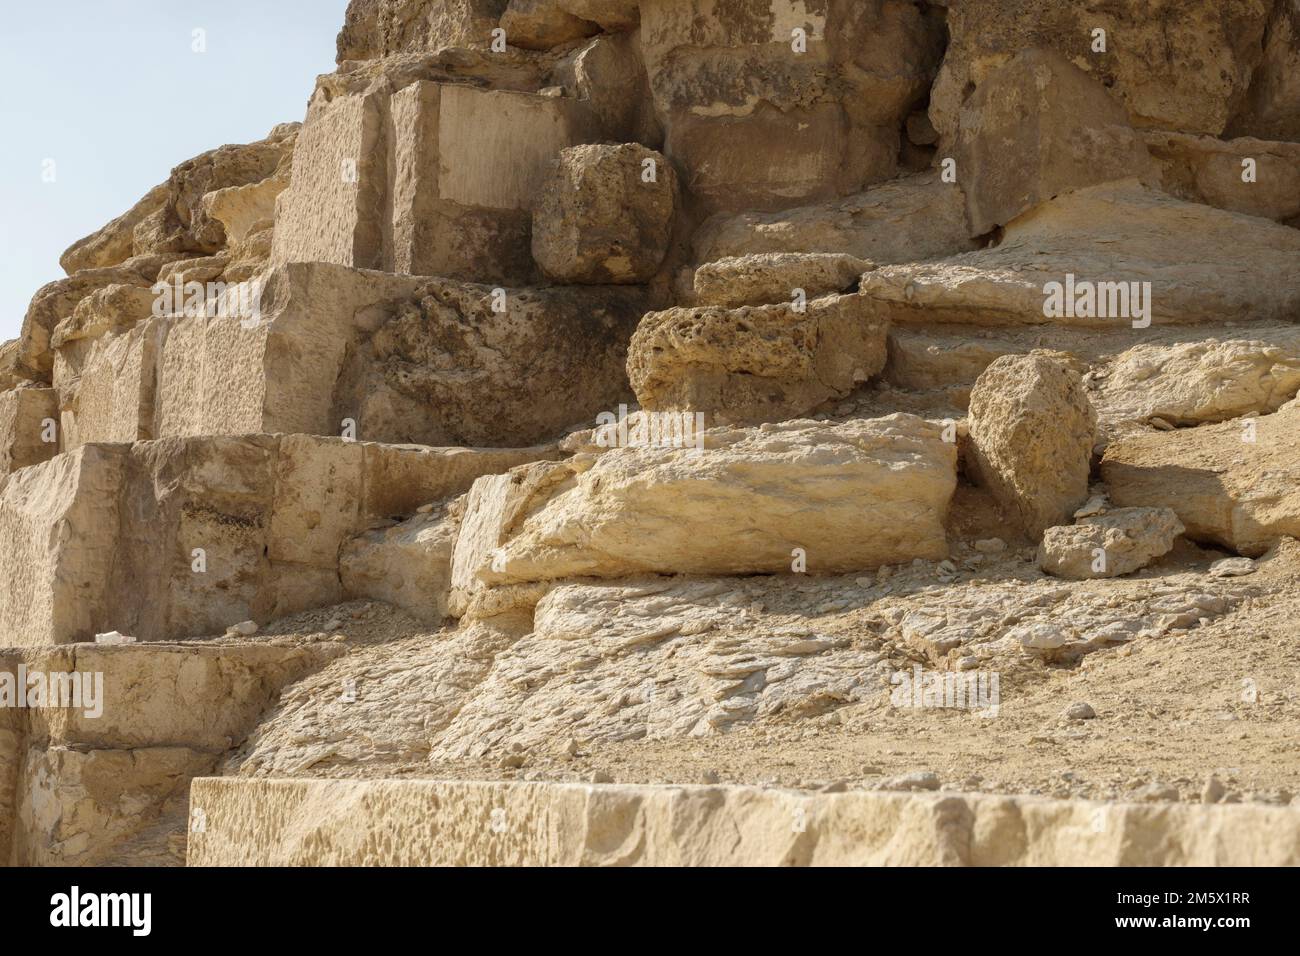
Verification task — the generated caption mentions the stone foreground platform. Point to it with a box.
[186,778,1300,866]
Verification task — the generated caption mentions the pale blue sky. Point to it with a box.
[0,0,350,342]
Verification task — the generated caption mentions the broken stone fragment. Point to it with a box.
[531,143,677,285]
[968,352,1097,537]
[1037,507,1184,580]
[691,253,872,309]
[628,293,889,426]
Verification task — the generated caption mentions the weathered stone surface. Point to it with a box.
[532,144,676,284]
[1228,0,1300,141]
[1037,507,1184,580]
[1144,131,1300,223]
[273,81,600,285]
[341,508,458,624]
[501,0,598,49]
[954,49,1157,237]
[56,318,166,449]
[0,642,339,866]
[930,0,1276,144]
[1101,401,1300,556]
[1095,336,1300,428]
[639,0,944,214]
[450,416,956,612]
[335,0,509,60]
[553,33,662,144]
[0,436,542,646]
[969,354,1097,537]
[0,389,58,474]
[557,0,637,31]
[58,185,169,276]
[860,182,1300,328]
[692,253,871,308]
[628,293,888,425]
[186,778,1300,866]
[693,172,978,267]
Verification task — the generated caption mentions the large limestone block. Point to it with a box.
[1095,335,1300,428]
[501,0,599,49]
[1037,507,1183,580]
[147,263,645,448]
[1,642,339,866]
[0,389,58,474]
[860,182,1300,328]
[692,253,872,308]
[335,0,509,60]
[451,416,957,605]
[638,0,944,214]
[553,33,662,144]
[0,436,544,646]
[930,0,1275,144]
[532,144,677,284]
[341,507,459,624]
[628,293,889,425]
[692,172,978,267]
[57,318,167,450]
[969,354,1097,537]
[274,81,600,285]
[1144,131,1300,223]
[58,185,168,275]
[1101,401,1300,556]
[954,49,1157,236]
[186,778,1300,867]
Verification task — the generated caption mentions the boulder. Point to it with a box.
[531,144,677,284]
[930,0,1276,144]
[1144,131,1300,223]
[692,172,978,267]
[954,48,1157,237]
[450,415,957,611]
[968,353,1097,537]
[859,182,1300,329]
[500,0,599,49]
[1037,507,1184,580]
[628,293,889,425]
[692,253,872,308]
[58,185,168,276]
[1101,401,1300,556]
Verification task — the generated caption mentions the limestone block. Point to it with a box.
[0,389,58,474]
[1037,507,1184,580]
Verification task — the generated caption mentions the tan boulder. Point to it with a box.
[501,0,598,49]
[532,144,677,284]
[1144,131,1300,223]
[1101,401,1300,556]
[692,253,872,308]
[860,182,1300,329]
[954,48,1157,237]
[1037,507,1184,580]
[968,353,1097,537]
[628,293,889,425]
[0,388,58,474]
[692,171,978,267]
[930,0,1275,144]
[58,184,168,276]
[450,415,957,611]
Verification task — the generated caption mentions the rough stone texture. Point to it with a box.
[553,33,662,144]
[638,0,945,215]
[501,0,598,49]
[1095,336,1300,428]
[0,642,338,866]
[532,144,677,284]
[1228,0,1300,141]
[59,263,649,449]
[186,778,1300,866]
[450,416,957,612]
[0,436,543,646]
[860,182,1300,328]
[628,293,888,425]
[0,389,58,475]
[1101,401,1300,556]
[1037,508,1184,580]
[336,0,509,60]
[954,49,1157,237]
[58,186,169,276]
[692,172,979,267]
[968,354,1097,537]
[930,0,1276,145]
[692,253,872,308]
[273,81,600,285]
[1144,131,1300,222]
